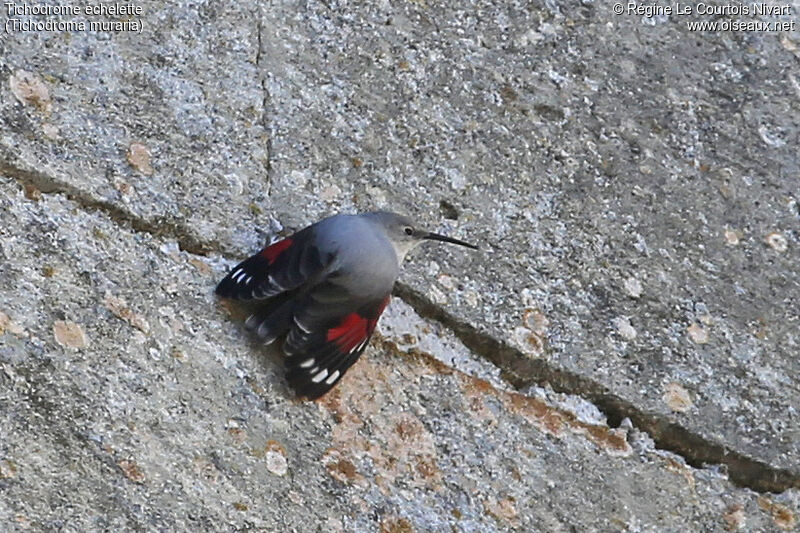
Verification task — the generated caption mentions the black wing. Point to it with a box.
[215,227,330,301]
[282,280,391,399]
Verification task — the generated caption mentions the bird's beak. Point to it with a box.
[423,231,479,250]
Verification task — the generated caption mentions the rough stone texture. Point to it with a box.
[1,175,797,531]
[1,0,799,530]
[253,0,800,481]
[0,2,269,254]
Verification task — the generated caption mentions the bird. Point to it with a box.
[215,211,477,400]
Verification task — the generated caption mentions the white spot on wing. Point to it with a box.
[311,369,329,383]
[350,338,369,354]
[268,274,285,290]
[299,358,315,368]
[294,317,311,334]
[325,370,340,385]
[257,285,281,299]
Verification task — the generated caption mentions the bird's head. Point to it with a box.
[365,211,478,262]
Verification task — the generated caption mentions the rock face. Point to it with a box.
[1,1,798,531]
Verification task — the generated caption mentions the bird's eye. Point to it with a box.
[404,226,414,236]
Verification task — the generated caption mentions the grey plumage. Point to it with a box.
[216,211,477,399]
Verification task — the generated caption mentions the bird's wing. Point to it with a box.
[215,227,332,301]
[283,279,391,399]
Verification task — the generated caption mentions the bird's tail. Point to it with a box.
[244,290,298,345]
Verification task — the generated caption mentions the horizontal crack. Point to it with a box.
[394,282,800,494]
[0,158,215,256]
[3,161,795,494]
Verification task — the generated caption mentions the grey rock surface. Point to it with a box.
[0,174,797,531]
[1,0,799,530]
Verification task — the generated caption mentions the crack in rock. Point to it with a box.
[0,158,215,256]
[254,11,273,191]
[393,282,800,495]
[2,165,796,494]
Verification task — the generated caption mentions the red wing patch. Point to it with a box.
[326,313,371,352]
[325,296,390,353]
[260,238,293,264]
